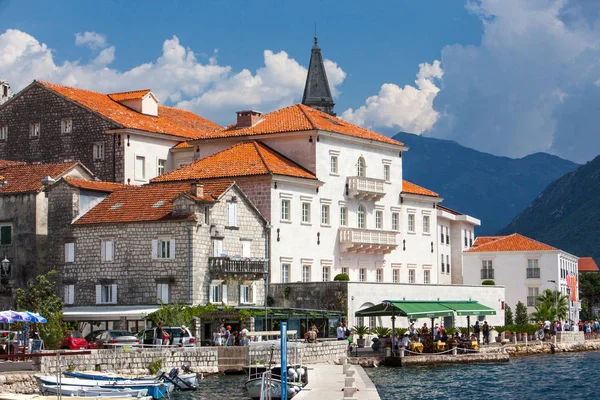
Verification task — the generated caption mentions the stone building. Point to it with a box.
[0,161,93,308]
[47,178,269,331]
[0,81,220,183]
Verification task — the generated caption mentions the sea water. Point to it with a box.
[365,351,600,399]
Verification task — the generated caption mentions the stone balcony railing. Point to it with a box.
[208,257,268,277]
[346,176,386,201]
[339,228,398,254]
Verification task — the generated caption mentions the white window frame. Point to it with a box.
[157,159,167,176]
[135,155,146,181]
[375,210,383,229]
[424,269,431,284]
[212,239,223,258]
[301,202,311,224]
[357,157,366,177]
[281,199,291,222]
[0,125,7,140]
[152,238,175,260]
[30,122,40,137]
[93,143,104,160]
[392,212,400,231]
[357,204,366,229]
[65,243,75,263]
[64,284,75,305]
[210,284,221,303]
[101,240,114,262]
[392,268,400,283]
[227,202,238,227]
[157,283,169,304]
[423,215,430,234]
[340,206,348,227]
[242,240,251,258]
[330,155,338,175]
[240,284,253,304]
[321,204,330,225]
[281,263,290,283]
[383,164,390,182]
[204,206,211,225]
[408,269,416,284]
[341,267,348,276]
[96,284,117,305]
[407,213,415,233]
[322,266,330,282]
[376,269,383,283]
[302,265,311,282]
[359,268,367,282]
[61,119,72,134]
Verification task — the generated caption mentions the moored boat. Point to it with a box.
[34,376,169,400]
[244,376,301,400]
[0,395,152,400]
[62,370,199,389]
[40,384,148,398]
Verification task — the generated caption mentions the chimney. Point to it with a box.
[191,181,204,198]
[236,110,262,128]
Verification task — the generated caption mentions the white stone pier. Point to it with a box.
[294,362,380,400]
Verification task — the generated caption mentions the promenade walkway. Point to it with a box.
[295,363,380,400]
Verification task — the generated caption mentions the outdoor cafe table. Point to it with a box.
[470,340,479,351]
[435,341,446,352]
[409,342,423,353]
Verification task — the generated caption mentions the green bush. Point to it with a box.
[333,273,350,281]
[371,326,392,337]
[482,280,495,285]
[149,359,162,375]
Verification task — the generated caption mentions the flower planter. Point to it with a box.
[357,338,366,348]
[495,336,502,343]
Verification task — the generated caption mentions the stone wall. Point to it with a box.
[0,373,38,394]
[556,331,585,343]
[0,84,121,182]
[247,341,348,365]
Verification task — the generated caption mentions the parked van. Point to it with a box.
[137,326,196,347]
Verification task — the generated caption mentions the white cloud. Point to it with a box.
[341,61,442,134]
[0,29,345,126]
[431,0,600,163]
[75,31,107,50]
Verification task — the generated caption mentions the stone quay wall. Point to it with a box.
[0,373,39,394]
[247,341,348,365]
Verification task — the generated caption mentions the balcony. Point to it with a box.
[339,228,398,254]
[526,268,540,279]
[347,177,386,201]
[208,257,268,278]
[480,269,494,280]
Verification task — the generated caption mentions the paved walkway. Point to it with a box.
[294,363,380,400]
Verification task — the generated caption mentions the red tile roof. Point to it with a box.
[0,162,79,194]
[151,141,317,183]
[0,160,27,169]
[472,236,503,247]
[402,180,439,197]
[36,81,221,139]
[203,104,402,146]
[437,205,462,215]
[578,257,599,272]
[466,233,557,253]
[172,141,194,150]
[63,177,129,193]
[74,180,233,225]
[108,89,152,102]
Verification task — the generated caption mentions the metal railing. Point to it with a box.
[480,269,494,280]
[526,268,540,279]
[209,257,268,274]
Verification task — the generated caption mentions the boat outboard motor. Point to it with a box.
[160,367,198,391]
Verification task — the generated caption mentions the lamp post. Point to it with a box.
[1,256,10,280]
[548,279,558,322]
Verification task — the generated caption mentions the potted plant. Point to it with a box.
[351,326,370,348]
[495,326,505,343]
[372,326,392,338]
[394,327,408,337]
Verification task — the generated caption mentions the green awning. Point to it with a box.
[355,300,496,319]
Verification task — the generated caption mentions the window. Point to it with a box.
[157,159,166,176]
[93,143,104,160]
[157,283,169,304]
[423,215,430,234]
[0,125,7,140]
[359,268,367,282]
[227,202,237,227]
[240,284,252,304]
[369,316,376,330]
[321,204,330,225]
[302,202,311,223]
[330,155,338,174]
[392,213,399,231]
[440,228,444,244]
[65,243,75,263]
[322,266,330,282]
[96,284,117,304]
[340,207,348,226]
[64,285,75,305]
[393,268,400,283]
[302,265,311,282]
[281,263,290,283]
[210,284,223,303]
[281,199,291,221]
[527,259,540,279]
[204,206,210,225]
[61,119,72,134]
[445,227,450,244]
[0,225,11,245]
[357,204,366,229]
[441,254,445,273]
[446,255,450,275]
[408,269,415,284]
[135,156,146,180]
[375,210,383,229]
[212,239,223,257]
[357,157,366,177]
[376,269,383,283]
[424,270,430,284]
[237,241,250,259]
[527,287,540,307]
[481,260,494,279]
[153,238,175,260]
[407,214,415,233]
[383,164,390,181]
[341,267,348,276]
[469,231,473,247]
[101,240,114,262]
[30,122,40,137]
[464,231,468,247]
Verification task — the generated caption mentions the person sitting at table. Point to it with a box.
[401,332,410,348]
[440,329,449,342]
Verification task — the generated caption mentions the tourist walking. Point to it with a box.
[337,322,345,340]
[154,321,168,347]
[482,321,490,345]
[213,327,222,346]
[473,321,481,344]
[240,324,249,346]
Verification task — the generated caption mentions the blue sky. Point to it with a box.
[1,0,600,163]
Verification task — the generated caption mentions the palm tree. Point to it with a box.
[534,289,569,321]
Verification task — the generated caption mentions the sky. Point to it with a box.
[1,0,599,163]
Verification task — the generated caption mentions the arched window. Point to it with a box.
[357,204,366,229]
[357,157,366,177]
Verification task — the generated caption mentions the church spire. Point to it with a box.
[302,36,335,116]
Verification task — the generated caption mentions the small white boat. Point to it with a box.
[34,376,170,399]
[0,395,152,400]
[244,377,301,400]
[40,384,148,398]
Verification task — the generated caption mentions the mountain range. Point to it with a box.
[499,154,600,261]
[393,132,580,235]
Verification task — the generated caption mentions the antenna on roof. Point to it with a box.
[314,23,317,45]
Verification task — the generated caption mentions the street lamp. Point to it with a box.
[548,280,558,322]
[1,256,10,279]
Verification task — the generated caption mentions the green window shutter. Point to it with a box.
[0,226,11,245]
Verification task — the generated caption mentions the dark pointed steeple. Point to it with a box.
[302,36,335,116]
